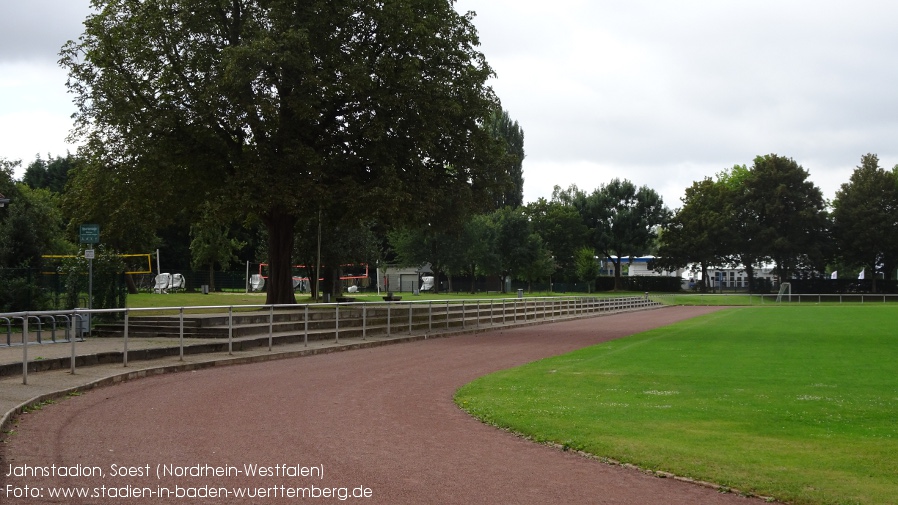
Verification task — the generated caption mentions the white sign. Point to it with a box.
[85,249,95,260]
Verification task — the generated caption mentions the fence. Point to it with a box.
[1,295,661,384]
[650,292,898,306]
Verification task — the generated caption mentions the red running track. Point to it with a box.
[2,306,773,504]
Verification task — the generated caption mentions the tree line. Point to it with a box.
[3,147,897,311]
[657,153,898,294]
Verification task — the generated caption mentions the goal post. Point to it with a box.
[776,282,791,303]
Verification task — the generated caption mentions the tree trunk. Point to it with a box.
[744,263,756,294]
[432,267,442,294]
[125,274,138,295]
[320,264,339,301]
[613,259,622,291]
[870,261,878,294]
[208,263,215,292]
[700,262,709,293]
[264,209,298,305]
[469,265,477,293]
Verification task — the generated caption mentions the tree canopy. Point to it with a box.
[62,0,500,304]
[656,176,733,290]
[740,154,829,281]
[578,179,669,290]
[831,153,898,292]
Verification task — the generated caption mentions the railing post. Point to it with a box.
[268,305,274,351]
[22,314,28,385]
[476,301,480,329]
[428,302,433,332]
[335,304,340,343]
[228,306,233,355]
[362,305,367,340]
[461,302,466,329]
[70,315,76,374]
[179,307,185,361]
[123,310,129,367]
[33,314,41,344]
[387,303,391,337]
[47,316,57,343]
[304,305,309,347]
[410,303,414,335]
[446,300,450,329]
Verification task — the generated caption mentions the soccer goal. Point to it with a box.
[775,282,791,303]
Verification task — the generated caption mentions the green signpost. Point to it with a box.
[79,224,100,323]
[80,224,100,244]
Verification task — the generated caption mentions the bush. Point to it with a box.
[62,246,127,312]
[0,268,52,311]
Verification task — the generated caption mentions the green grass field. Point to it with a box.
[455,306,898,505]
[654,292,898,307]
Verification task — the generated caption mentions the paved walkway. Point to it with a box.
[0,327,437,433]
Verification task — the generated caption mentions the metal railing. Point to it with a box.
[1,295,661,385]
[650,292,898,306]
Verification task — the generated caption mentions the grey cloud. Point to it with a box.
[0,0,93,62]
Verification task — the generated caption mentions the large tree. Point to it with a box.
[579,179,670,291]
[656,176,734,291]
[62,0,499,304]
[740,154,829,282]
[525,196,588,283]
[831,153,898,292]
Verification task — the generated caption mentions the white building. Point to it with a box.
[377,263,433,293]
[600,256,683,278]
[684,263,777,290]
[600,256,777,291]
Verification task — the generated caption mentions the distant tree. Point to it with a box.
[461,213,498,293]
[22,154,76,193]
[293,215,381,299]
[831,154,898,292]
[713,164,767,290]
[0,158,20,204]
[525,197,588,283]
[474,207,547,293]
[656,177,733,291]
[62,0,500,305]
[518,233,554,293]
[190,202,246,292]
[551,183,585,207]
[0,185,70,270]
[573,247,601,293]
[739,154,829,282]
[579,179,670,291]
[387,226,462,294]
[0,174,72,310]
[483,108,525,209]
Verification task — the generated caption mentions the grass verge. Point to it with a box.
[455,305,898,505]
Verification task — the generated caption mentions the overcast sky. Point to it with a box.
[2,1,897,208]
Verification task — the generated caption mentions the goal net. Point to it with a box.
[775,282,791,303]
